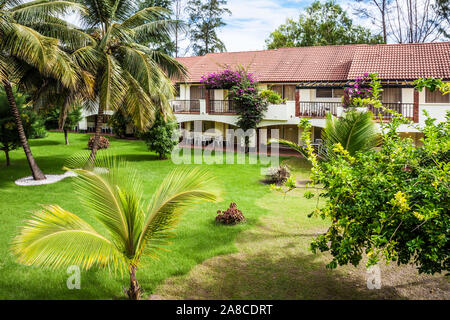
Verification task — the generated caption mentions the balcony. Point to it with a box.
[171,100,200,114]
[368,103,414,120]
[299,102,340,118]
[209,100,237,114]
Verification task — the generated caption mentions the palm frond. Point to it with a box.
[98,53,127,112]
[137,168,221,258]
[267,138,308,158]
[66,152,146,257]
[323,110,380,158]
[11,0,87,25]
[11,204,126,272]
[121,6,169,29]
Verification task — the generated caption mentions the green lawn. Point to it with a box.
[1,132,448,300]
[0,131,313,299]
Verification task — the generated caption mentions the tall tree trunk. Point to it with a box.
[3,81,45,180]
[127,265,141,300]
[4,149,10,166]
[87,103,104,166]
[58,95,71,130]
[64,128,69,145]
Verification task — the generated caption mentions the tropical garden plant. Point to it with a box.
[0,87,45,165]
[47,1,187,164]
[140,111,179,160]
[299,75,450,275]
[201,68,268,151]
[44,106,83,145]
[0,0,84,179]
[11,153,220,300]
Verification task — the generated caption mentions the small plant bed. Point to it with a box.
[262,165,291,185]
[88,136,110,150]
[216,203,246,225]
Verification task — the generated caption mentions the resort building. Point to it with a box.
[78,42,450,147]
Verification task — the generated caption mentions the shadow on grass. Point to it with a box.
[157,250,409,300]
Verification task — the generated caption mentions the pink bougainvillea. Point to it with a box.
[201,69,256,89]
[343,73,373,107]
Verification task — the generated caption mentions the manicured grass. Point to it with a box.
[2,132,448,300]
[0,132,312,299]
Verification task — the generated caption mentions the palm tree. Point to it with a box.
[269,109,379,160]
[12,154,220,300]
[57,1,186,163]
[322,109,379,159]
[0,0,85,180]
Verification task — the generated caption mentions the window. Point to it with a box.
[425,88,450,103]
[174,84,180,98]
[268,85,297,101]
[382,88,402,103]
[333,88,345,98]
[316,88,343,98]
[316,88,333,98]
[284,85,296,101]
[190,86,214,100]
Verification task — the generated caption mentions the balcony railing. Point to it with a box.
[299,102,339,117]
[368,103,414,120]
[171,100,200,113]
[209,100,237,114]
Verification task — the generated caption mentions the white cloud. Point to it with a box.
[217,0,306,52]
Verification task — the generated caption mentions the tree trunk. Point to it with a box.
[4,149,10,166]
[126,265,141,300]
[64,129,69,145]
[87,104,104,166]
[3,81,45,180]
[58,95,70,130]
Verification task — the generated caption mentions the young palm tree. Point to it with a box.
[322,109,380,159]
[56,1,186,163]
[269,110,379,160]
[0,0,85,180]
[12,154,220,300]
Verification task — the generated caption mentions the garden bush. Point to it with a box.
[216,203,246,225]
[260,90,285,104]
[265,165,291,184]
[140,112,178,160]
[300,74,450,275]
[88,136,110,150]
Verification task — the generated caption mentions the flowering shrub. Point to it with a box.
[342,73,373,107]
[299,75,449,275]
[200,69,256,89]
[201,68,268,143]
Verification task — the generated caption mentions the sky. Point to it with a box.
[62,0,378,55]
[204,0,376,53]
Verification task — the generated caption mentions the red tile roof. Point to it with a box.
[176,42,450,83]
[348,42,450,79]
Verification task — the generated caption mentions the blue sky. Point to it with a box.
[212,0,373,53]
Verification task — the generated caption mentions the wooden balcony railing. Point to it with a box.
[368,103,414,120]
[209,100,237,114]
[299,102,339,118]
[171,100,200,114]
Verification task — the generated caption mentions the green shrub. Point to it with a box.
[140,112,178,160]
[0,88,46,165]
[260,90,285,104]
[108,109,134,138]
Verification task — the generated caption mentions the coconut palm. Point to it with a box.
[12,154,220,299]
[54,0,186,163]
[0,0,86,179]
